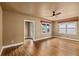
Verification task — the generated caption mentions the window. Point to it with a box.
[41,22,51,34]
[41,24,47,33]
[59,22,77,35]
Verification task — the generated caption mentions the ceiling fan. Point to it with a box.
[50,10,61,17]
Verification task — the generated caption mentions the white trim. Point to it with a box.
[24,20,35,23]
[24,20,33,22]
[55,36,79,42]
[2,42,24,49]
[34,36,79,42]
[60,37,79,41]
[0,42,23,56]
[34,36,53,41]
[40,36,52,40]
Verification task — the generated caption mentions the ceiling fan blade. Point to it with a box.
[56,12,61,15]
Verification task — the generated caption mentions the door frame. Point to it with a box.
[24,20,35,41]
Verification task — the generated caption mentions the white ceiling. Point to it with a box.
[1,2,60,20]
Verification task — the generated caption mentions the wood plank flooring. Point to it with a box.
[1,38,79,56]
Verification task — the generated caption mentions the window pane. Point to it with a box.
[67,22,76,29]
[67,22,77,35]
[67,29,76,34]
[59,23,66,29]
[41,23,51,34]
[41,24,47,33]
[47,24,50,32]
[59,29,66,33]
[59,23,66,34]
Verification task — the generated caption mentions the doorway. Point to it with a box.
[24,20,35,41]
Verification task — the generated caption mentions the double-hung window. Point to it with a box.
[59,22,77,35]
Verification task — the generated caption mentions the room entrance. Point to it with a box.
[24,20,35,41]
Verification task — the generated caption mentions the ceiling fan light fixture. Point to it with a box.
[53,13,55,16]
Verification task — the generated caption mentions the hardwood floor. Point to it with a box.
[1,38,79,56]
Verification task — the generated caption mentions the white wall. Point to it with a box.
[3,10,53,46]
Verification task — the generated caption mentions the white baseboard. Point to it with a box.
[55,36,79,42]
[2,42,24,49]
[34,36,53,41]
[40,36,53,39]
[34,36,78,42]
[0,42,24,56]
